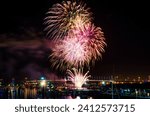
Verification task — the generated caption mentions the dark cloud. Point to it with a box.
[0,29,59,81]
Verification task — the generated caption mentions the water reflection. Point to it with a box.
[5,87,38,99]
[24,88,37,99]
[0,86,150,99]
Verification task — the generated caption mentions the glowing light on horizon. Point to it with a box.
[40,80,46,87]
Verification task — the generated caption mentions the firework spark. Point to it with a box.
[67,68,90,89]
[44,0,92,40]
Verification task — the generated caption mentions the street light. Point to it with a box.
[40,77,45,80]
[102,81,106,86]
[40,80,46,98]
[135,89,138,98]
[40,80,46,87]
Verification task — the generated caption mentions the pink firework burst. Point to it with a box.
[50,36,90,69]
[50,22,106,69]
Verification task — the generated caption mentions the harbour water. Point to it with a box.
[0,83,150,99]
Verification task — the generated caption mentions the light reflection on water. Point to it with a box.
[24,88,37,99]
[7,87,38,99]
[1,86,150,99]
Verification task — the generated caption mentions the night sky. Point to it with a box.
[0,0,150,80]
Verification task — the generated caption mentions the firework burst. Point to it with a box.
[50,22,106,69]
[45,0,107,85]
[44,0,92,40]
[67,68,90,89]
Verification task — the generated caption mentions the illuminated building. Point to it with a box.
[0,79,3,87]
